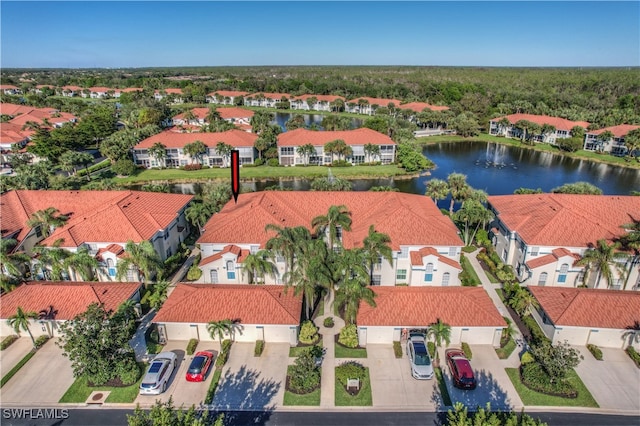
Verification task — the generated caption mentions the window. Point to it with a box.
[226,260,235,280]
[538,272,548,286]
[448,247,457,256]
[558,263,568,283]
[375,256,382,269]
[280,147,294,155]
[396,269,407,280]
[107,259,116,277]
[424,263,433,282]
[442,272,450,286]
[502,248,508,262]
[276,255,284,263]
[399,247,408,259]
[530,247,539,256]
[335,226,343,242]
[210,270,218,283]
[250,245,259,254]
[577,271,585,283]
[372,275,381,286]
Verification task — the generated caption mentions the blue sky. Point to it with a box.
[1,1,638,68]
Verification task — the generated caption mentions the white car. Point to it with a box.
[139,351,177,395]
[406,333,434,380]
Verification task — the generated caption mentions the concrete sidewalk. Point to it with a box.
[314,291,345,408]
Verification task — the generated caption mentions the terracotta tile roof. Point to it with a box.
[36,85,55,89]
[9,109,77,127]
[61,85,82,92]
[290,94,345,103]
[248,92,292,100]
[529,286,640,329]
[173,107,209,122]
[200,245,248,265]
[198,191,463,250]
[278,128,395,147]
[491,114,590,132]
[0,281,141,320]
[0,122,30,146]
[135,129,257,149]
[208,90,249,98]
[1,103,36,116]
[153,284,302,325]
[399,102,449,112]
[162,88,184,95]
[410,247,462,269]
[488,194,640,247]
[0,190,192,247]
[588,124,640,138]
[216,107,254,120]
[357,287,506,327]
[0,85,19,90]
[526,248,580,269]
[89,87,112,93]
[121,87,143,93]
[346,97,404,107]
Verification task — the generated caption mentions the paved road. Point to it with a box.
[1,409,638,426]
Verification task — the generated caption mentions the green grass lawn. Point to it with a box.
[335,367,372,406]
[434,366,453,407]
[505,368,598,407]
[283,366,321,406]
[59,365,146,403]
[334,344,367,358]
[483,268,500,284]
[495,337,517,359]
[460,254,481,286]
[1,351,35,388]
[289,338,323,358]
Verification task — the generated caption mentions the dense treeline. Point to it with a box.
[2,66,639,128]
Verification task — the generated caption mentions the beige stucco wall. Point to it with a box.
[158,322,298,345]
[359,325,503,347]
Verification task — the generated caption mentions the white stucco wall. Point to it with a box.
[359,325,503,347]
[157,322,297,344]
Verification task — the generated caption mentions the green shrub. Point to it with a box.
[267,158,280,167]
[254,340,264,357]
[523,316,551,346]
[323,317,334,328]
[461,342,472,360]
[288,351,320,393]
[1,335,18,351]
[520,362,577,398]
[520,351,535,364]
[112,158,137,176]
[116,357,141,385]
[216,339,232,368]
[393,341,403,358]
[299,320,319,344]
[626,346,640,368]
[241,163,257,167]
[427,341,436,359]
[587,344,603,361]
[335,361,365,387]
[186,263,202,281]
[338,324,358,348]
[186,338,199,355]
[475,229,489,246]
[183,164,203,171]
[34,335,49,349]
[254,158,265,166]
[330,160,352,167]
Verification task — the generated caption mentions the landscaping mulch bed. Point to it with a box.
[334,334,365,350]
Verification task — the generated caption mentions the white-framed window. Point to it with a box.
[399,247,408,259]
[396,269,407,280]
[424,263,434,282]
[530,247,539,256]
[448,247,456,256]
[226,260,235,280]
[250,245,259,254]
[538,272,548,286]
[442,272,450,286]
[210,269,219,283]
[372,275,381,286]
[558,263,568,283]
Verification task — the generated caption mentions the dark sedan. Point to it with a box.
[445,348,476,390]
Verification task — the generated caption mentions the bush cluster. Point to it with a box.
[427,341,436,359]
[215,339,232,368]
[520,351,535,364]
[254,340,265,357]
[116,357,141,385]
[254,158,265,166]
[1,335,18,351]
[186,263,202,281]
[626,346,640,368]
[299,320,319,344]
[393,341,403,358]
[329,160,352,167]
[461,342,472,360]
[587,344,603,361]
[267,158,280,167]
[183,164,202,171]
[522,316,551,346]
[520,362,577,398]
[338,324,359,348]
[477,248,515,283]
[335,361,366,387]
[34,335,49,349]
[186,338,198,355]
[323,317,334,328]
[288,351,320,393]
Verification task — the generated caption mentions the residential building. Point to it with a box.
[528,286,640,350]
[0,190,193,281]
[60,85,82,97]
[489,114,590,145]
[0,122,30,165]
[0,85,20,95]
[356,287,506,346]
[277,128,396,166]
[154,88,184,103]
[487,194,640,290]
[153,284,303,345]
[0,281,142,338]
[86,87,113,98]
[243,92,291,108]
[197,191,463,286]
[172,107,254,131]
[398,102,450,114]
[206,90,249,105]
[289,94,346,112]
[34,85,55,94]
[583,124,640,156]
[345,97,404,115]
[133,129,258,167]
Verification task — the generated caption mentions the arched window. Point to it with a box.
[442,272,450,286]
[226,260,236,280]
[424,263,434,282]
[107,258,116,277]
[538,272,548,286]
[558,263,569,283]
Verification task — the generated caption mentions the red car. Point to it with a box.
[445,349,477,390]
[186,351,215,382]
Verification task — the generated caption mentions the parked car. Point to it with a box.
[139,351,177,395]
[445,348,476,390]
[186,351,215,382]
[406,332,434,380]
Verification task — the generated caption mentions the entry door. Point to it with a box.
[210,270,219,284]
[190,324,199,340]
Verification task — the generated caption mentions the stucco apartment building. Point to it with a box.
[345,97,404,115]
[133,130,258,168]
[206,90,249,105]
[196,191,464,287]
[489,113,590,145]
[289,94,346,112]
[0,190,192,282]
[171,107,254,132]
[487,194,640,290]
[243,92,292,108]
[277,128,396,166]
[583,124,640,156]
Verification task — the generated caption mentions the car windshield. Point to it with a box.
[140,382,157,388]
[148,361,163,373]
[414,352,431,365]
[188,356,206,374]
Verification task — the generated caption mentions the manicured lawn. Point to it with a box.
[483,268,500,284]
[283,366,321,406]
[505,368,598,407]
[460,254,481,286]
[495,337,517,359]
[204,368,223,405]
[335,367,372,406]
[59,365,146,403]
[334,344,367,358]
[434,366,453,407]
[462,246,477,253]
[1,351,35,388]
[289,338,323,358]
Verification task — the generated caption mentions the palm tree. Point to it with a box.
[334,268,376,325]
[183,140,207,165]
[265,225,311,282]
[285,239,332,318]
[363,143,380,163]
[215,141,233,167]
[296,144,315,166]
[362,225,393,284]
[540,124,556,143]
[185,202,213,235]
[206,107,221,124]
[64,247,99,281]
[0,238,30,280]
[27,207,69,239]
[576,239,628,289]
[182,109,196,125]
[148,142,167,168]
[32,240,71,281]
[508,287,540,317]
[427,318,451,362]
[623,128,640,161]
[207,318,233,344]
[311,205,352,249]
[622,321,640,349]
[596,130,615,152]
[116,240,163,283]
[447,173,472,215]
[497,117,511,136]
[425,178,449,209]
[619,218,640,290]
[242,249,276,284]
[8,307,38,348]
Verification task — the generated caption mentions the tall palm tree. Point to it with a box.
[182,109,196,125]
[116,240,163,283]
[8,307,38,348]
[265,225,311,282]
[622,321,640,349]
[64,247,99,281]
[425,179,449,209]
[508,287,540,317]
[296,144,315,166]
[206,107,221,124]
[242,249,277,284]
[185,202,213,235]
[27,207,69,239]
[285,239,332,319]
[215,142,233,167]
[427,318,451,362]
[447,173,473,214]
[207,318,233,344]
[576,239,628,289]
[619,219,640,290]
[363,143,380,163]
[183,140,207,165]
[334,270,376,325]
[0,238,30,280]
[32,240,71,281]
[362,225,393,284]
[311,205,352,249]
[148,142,167,168]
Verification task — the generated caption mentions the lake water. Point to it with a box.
[272,112,363,132]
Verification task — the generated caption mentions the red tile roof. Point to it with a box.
[249,92,292,100]
[488,194,640,247]
[399,102,450,112]
[290,94,346,103]
[198,191,463,250]
[173,108,209,121]
[61,85,82,92]
[200,245,248,265]
[0,190,192,247]
[135,129,257,149]
[0,122,30,146]
[526,248,580,269]
[121,87,143,93]
[491,114,590,132]
[0,281,141,320]
[1,103,36,116]
[153,284,302,325]
[588,124,640,138]
[346,97,403,107]
[278,128,395,147]
[208,90,249,98]
[9,109,76,127]
[410,247,462,269]
[0,85,19,90]
[216,107,254,120]
[88,87,112,93]
[162,88,184,95]
[357,287,506,327]
[529,286,640,329]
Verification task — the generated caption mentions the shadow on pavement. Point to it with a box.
[447,368,512,411]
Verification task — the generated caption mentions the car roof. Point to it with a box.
[451,356,474,377]
[411,340,428,353]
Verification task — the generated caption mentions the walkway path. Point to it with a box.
[313,291,345,408]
